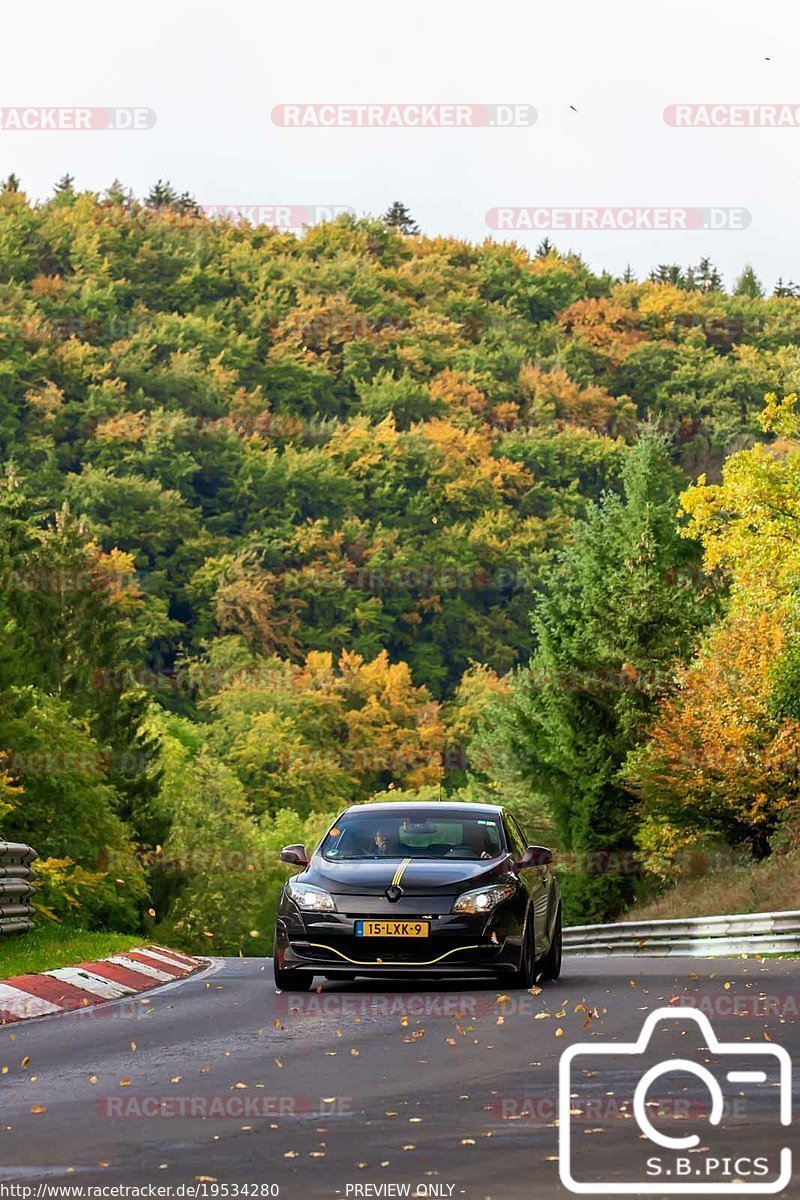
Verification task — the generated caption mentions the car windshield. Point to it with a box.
[320,812,505,861]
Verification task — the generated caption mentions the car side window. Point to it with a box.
[504,815,527,860]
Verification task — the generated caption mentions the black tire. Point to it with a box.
[538,904,562,981]
[273,962,314,991]
[509,916,537,989]
[273,934,314,991]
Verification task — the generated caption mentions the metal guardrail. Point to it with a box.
[0,842,37,936]
[564,909,800,957]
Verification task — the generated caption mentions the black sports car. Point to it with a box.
[273,801,562,990]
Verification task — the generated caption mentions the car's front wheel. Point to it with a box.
[538,903,562,981]
[273,934,314,991]
[273,962,314,991]
[510,917,537,989]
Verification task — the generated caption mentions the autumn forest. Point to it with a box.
[1,180,799,950]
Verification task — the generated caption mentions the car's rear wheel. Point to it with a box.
[538,903,562,981]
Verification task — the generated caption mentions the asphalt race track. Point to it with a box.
[0,958,797,1199]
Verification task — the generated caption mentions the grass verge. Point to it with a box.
[0,925,142,980]
[625,850,800,922]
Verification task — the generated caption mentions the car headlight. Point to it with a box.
[452,882,516,914]
[288,880,337,912]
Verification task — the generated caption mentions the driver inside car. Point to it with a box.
[372,825,401,855]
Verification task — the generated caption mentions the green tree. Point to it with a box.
[733,264,764,298]
[144,180,200,215]
[694,257,724,293]
[649,264,685,287]
[53,173,75,196]
[382,201,420,235]
[481,433,711,921]
[773,278,799,298]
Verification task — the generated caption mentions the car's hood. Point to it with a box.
[302,854,513,895]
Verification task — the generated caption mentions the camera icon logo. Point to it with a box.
[558,1006,792,1194]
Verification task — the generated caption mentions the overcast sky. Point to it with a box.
[4,0,799,289]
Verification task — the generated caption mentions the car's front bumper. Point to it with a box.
[275,900,523,979]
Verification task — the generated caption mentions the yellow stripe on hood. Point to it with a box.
[391,857,412,887]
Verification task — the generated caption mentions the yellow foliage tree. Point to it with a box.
[627,394,800,868]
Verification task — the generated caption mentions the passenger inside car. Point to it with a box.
[445,823,494,859]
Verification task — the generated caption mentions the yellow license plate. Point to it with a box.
[355,920,429,938]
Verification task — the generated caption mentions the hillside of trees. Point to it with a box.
[1,179,799,949]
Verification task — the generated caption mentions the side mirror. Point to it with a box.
[517,845,554,869]
[280,844,309,867]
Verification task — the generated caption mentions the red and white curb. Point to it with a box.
[0,945,206,1024]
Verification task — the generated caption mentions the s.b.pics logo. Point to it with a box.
[559,1007,791,1194]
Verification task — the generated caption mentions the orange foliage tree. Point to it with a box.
[624,607,800,868]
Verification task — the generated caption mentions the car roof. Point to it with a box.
[340,801,505,817]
